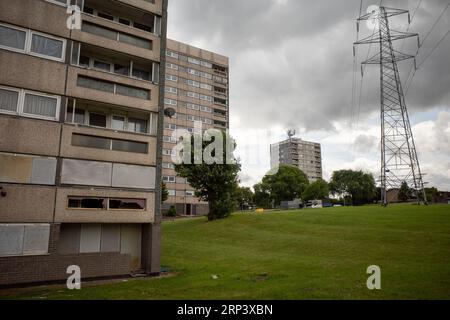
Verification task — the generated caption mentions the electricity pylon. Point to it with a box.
[354,6,427,206]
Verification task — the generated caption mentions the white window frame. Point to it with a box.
[45,0,70,7]
[0,85,61,121]
[186,190,195,197]
[0,23,66,62]
[0,23,28,54]
[165,74,178,82]
[164,98,177,106]
[188,68,200,76]
[187,80,200,88]
[165,86,178,94]
[188,57,200,65]
[28,30,67,62]
[0,85,20,115]
[166,62,179,70]
[163,176,176,183]
[166,50,179,59]
[200,83,212,91]
[201,60,212,68]
[187,92,199,99]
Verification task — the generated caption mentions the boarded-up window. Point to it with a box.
[58,224,81,255]
[0,224,50,257]
[23,224,50,255]
[0,153,56,185]
[61,159,112,187]
[31,157,57,185]
[112,163,155,189]
[80,224,101,253]
[100,224,121,253]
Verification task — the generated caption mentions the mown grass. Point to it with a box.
[1,204,449,300]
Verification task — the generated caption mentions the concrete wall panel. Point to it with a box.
[0,51,67,95]
[0,185,55,223]
[0,117,61,156]
[0,0,70,38]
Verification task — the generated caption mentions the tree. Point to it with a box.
[302,179,329,202]
[398,181,412,202]
[261,165,309,206]
[329,170,376,206]
[234,186,254,210]
[175,130,241,221]
[161,182,169,202]
[425,187,438,203]
[253,182,272,209]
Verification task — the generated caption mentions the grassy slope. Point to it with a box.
[2,204,450,300]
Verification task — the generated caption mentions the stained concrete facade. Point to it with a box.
[162,39,229,216]
[0,0,167,286]
[271,138,323,182]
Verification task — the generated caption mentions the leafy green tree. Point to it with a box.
[329,170,376,205]
[161,182,169,202]
[302,179,329,202]
[398,181,412,202]
[425,187,438,203]
[234,186,254,210]
[253,182,272,209]
[175,131,240,221]
[261,165,309,206]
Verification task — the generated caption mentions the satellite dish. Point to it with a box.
[164,107,176,118]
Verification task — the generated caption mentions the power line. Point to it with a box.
[400,0,423,51]
[404,2,450,95]
[420,2,450,47]
[406,27,450,94]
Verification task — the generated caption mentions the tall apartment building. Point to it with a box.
[0,0,167,286]
[162,39,229,216]
[271,138,323,182]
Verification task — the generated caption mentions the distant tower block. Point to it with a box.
[354,6,427,206]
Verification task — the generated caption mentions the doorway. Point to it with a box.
[186,204,192,216]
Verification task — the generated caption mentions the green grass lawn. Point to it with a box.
[2,204,450,300]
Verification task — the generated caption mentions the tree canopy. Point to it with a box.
[258,165,309,206]
[398,181,412,202]
[302,179,329,202]
[329,170,376,205]
[175,130,240,221]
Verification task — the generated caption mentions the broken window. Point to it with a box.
[68,197,107,209]
[109,198,146,210]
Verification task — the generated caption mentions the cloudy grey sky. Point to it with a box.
[167,0,450,190]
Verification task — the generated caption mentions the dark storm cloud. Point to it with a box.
[167,0,450,131]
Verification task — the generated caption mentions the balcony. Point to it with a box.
[213,64,228,77]
[65,66,159,112]
[83,0,161,34]
[214,97,228,107]
[72,42,160,84]
[71,14,160,62]
[213,120,227,128]
[213,86,228,98]
[60,124,157,166]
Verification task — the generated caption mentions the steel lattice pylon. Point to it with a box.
[354,6,427,206]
